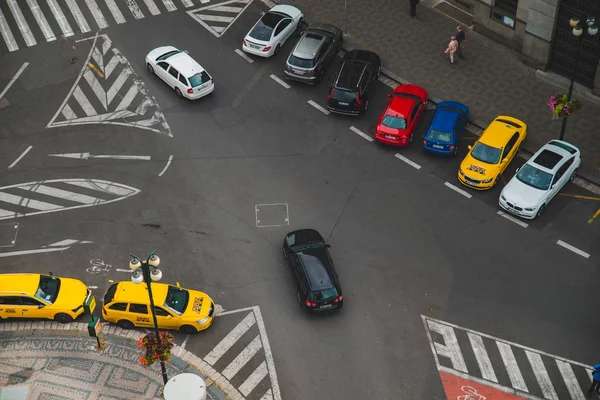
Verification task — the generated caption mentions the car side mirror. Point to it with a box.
[325,244,331,248]
[184,50,189,54]
[38,304,44,309]
[515,167,520,173]
[387,94,392,98]
[467,145,472,150]
[261,11,265,15]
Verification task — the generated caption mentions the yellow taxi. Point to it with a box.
[0,273,95,323]
[102,281,215,334]
[458,116,527,190]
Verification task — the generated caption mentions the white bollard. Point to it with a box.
[163,373,207,400]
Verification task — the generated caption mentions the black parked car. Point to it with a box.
[282,229,343,313]
[327,49,381,115]
[284,23,343,84]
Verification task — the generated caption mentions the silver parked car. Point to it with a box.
[284,23,343,84]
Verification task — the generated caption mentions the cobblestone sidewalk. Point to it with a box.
[278,0,600,185]
[0,322,235,400]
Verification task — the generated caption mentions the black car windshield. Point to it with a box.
[35,276,61,304]
[157,50,183,61]
[163,286,189,315]
[288,55,315,69]
[189,71,211,87]
[382,115,406,129]
[309,287,338,302]
[471,142,502,164]
[250,12,284,41]
[516,164,553,190]
[427,129,452,143]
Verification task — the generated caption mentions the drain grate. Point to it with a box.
[433,1,474,28]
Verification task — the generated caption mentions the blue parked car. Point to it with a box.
[422,101,469,155]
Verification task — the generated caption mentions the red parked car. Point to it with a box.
[375,84,428,147]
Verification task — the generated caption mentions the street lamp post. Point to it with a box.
[129,250,168,385]
[560,17,598,140]
[344,0,348,36]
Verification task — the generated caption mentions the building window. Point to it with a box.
[490,0,518,28]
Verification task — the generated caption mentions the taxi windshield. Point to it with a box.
[163,286,189,315]
[471,142,502,164]
[35,276,61,304]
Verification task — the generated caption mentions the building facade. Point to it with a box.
[464,0,600,93]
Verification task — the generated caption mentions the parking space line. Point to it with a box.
[235,48,254,63]
[444,182,472,199]
[8,145,33,169]
[497,211,528,228]
[349,126,373,142]
[307,100,329,115]
[588,208,600,224]
[556,240,590,259]
[394,153,421,170]
[558,193,600,201]
[269,74,290,89]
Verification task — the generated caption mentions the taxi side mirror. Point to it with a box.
[38,304,44,309]
[467,145,472,150]
[515,167,520,173]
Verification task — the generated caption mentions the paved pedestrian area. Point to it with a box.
[277,0,600,185]
[0,322,231,400]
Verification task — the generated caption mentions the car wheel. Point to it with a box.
[147,63,154,74]
[274,44,281,55]
[377,66,381,78]
[117,319,134,329]
[364,99,369,112]
[54,313,73,324]
[536,204,546,218]
[570,168,578,182]
[175,87,182,97]
[180,325,197,335]
[282,245,289,261]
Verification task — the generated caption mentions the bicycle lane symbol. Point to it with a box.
[87,259,111,274]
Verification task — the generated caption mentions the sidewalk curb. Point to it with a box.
[0,321,242,400]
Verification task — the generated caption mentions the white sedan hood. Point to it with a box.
[502,177,545,209]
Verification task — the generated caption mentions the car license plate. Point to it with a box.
[292,69,304,75]
[507,208,519,215]
[433,144,444,149]
[338,102,349,106]
[384,135,396,140]
[250,44,260,49]
[320,304,333,309]
[466,180,478,186]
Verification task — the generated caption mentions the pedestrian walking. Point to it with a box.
[445,36,458,64]
[456,25,466,60]
[589,363,600,395]
[409,0,419,17]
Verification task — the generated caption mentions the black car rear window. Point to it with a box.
[288,55,315,69]
[337,61,364,89]
[309,287,338,302]
[189,71,211,87]
[332,88,356,102]
[249,12,284,41]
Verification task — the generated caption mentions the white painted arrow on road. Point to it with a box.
[48,153,151,160]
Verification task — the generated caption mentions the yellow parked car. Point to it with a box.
[0,273,95,323]
[102,281,215,334]
[458,116,527,190]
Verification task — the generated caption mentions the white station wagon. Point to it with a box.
[146,46,214,100]
[499,139,581,219]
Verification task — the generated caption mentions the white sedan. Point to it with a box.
[499,139,581,219]
[242,5,303,58]
[145,46,214,100]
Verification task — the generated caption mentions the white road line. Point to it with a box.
[7,0,36,47]
[260,390,274,400]
[426,319,468,373]
[254,307,282,400]
[222,335,262,379]
[205,312,256,365]
[239,361,268,396]
[65,0,91,32]
[270,74,290,89]
[526,351,558,399]
[64,179,136,196]
[8,146,33,169]
[107,68,133,104]
[307,100,330,115]
[0,191,62,211]
[46,0,74,37]
[161,0,178,12]
[115,268,131,273]
[73,86,97,116]
[85,0,109,29]
[61,104,77,120]
[394,153,421,170]
[496,341,529,392]
[556,240,590,259]
[444,182,472,199]
[27,0,56,41]
[235,48,254,63]
[181,0,195,6]
[0,246,70,258]
[0,62,29,100]
[142,0,161,15]
[45,239,92,247]
[16,183,103,205]
[0,8,18,52]
[180,335,190,350]
[103,0,126,24]
[198,14,234,22]
[556,359,587,400]
[497,210,528,228]
[125,0,145,19]
[158,155,173,177]
[83,69,108,109]
[349,126,373,142]
[212,6,244,12]
[467,332,498,383]
[116,82,140,111]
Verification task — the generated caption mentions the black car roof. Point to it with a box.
[286,229,324,247]
[335,61,366,90]
[298,248,334,290]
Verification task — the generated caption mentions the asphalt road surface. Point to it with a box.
[0,1,599,399]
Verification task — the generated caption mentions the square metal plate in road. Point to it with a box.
[255,203,289,228]
[0,223,18,248]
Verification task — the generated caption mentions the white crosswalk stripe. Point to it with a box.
[0,0,219,53]
[423,315,595,400]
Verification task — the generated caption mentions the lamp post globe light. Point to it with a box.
[129,250,168,385]
[560,16,598,140]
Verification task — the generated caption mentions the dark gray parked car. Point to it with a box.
[284,23,343,84]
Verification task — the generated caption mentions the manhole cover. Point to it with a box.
[255,203,289,228]
[0,223,18,247]
[433,1,473,27]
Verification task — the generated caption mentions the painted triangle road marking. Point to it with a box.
[46,33,172,137]
[187,0,253,38]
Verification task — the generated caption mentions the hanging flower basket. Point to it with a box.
[548,92,582,120]
[137,331,174,368]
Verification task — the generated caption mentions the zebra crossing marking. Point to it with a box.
[423,315,594,400]
[47,33,172,137]
[84,0,109,29]
[187,0,253,38]
[26,0,56,42]
[7,0,36,47]
[46,0,74,37]
[65,0,92,33]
